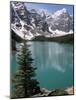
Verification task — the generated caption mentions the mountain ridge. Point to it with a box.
[11,2,74,40]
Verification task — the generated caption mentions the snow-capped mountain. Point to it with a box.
[11,2,74,40]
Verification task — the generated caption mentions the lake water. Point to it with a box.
[11,42,73,90]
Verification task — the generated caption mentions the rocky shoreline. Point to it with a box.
[65,86,74,94]
[31,86,74,97]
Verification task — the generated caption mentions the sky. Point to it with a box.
[25,2,74,16]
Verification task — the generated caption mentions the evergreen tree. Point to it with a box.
[12,34,40,98]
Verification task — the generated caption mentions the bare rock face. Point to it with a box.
[11,2,74,40]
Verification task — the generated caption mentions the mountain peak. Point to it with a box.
[11,2,73,40]
[52,8,68,18]
[61,8,67,13]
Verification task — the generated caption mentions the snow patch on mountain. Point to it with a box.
[52,8,67,18]
[11,2,74,40]
[49,26,73,37]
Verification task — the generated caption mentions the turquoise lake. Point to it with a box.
[11,42,73,90]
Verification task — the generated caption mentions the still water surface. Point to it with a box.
[11,42,73,90]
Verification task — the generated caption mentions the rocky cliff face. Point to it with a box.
[11,2,74,40]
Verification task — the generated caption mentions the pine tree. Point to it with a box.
[12,34,40,98]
